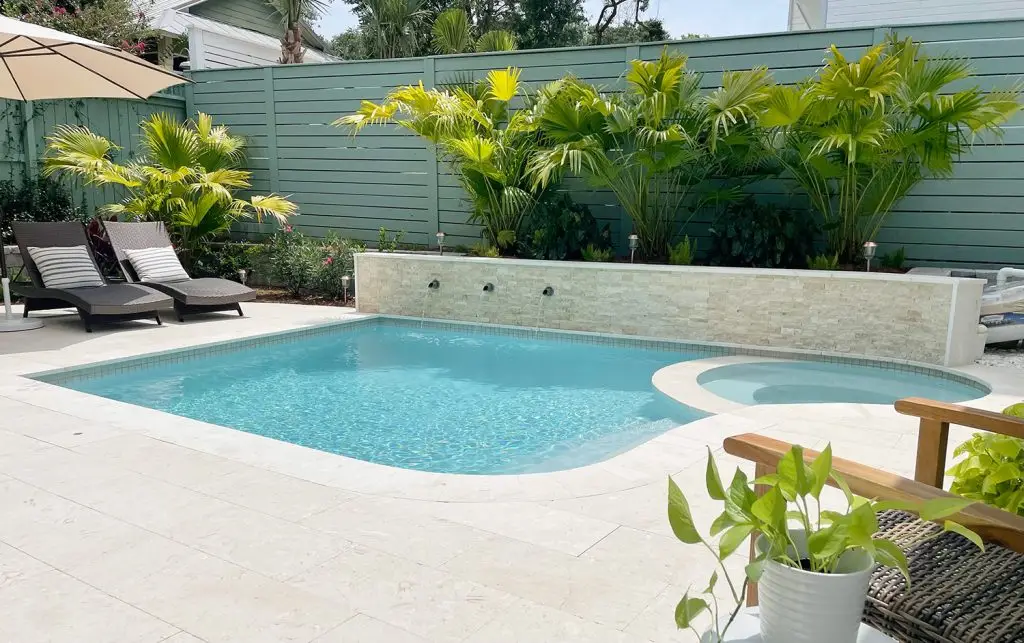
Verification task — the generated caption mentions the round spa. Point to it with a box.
[696,360,987,406]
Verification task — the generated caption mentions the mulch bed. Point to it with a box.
[254,287,353,307]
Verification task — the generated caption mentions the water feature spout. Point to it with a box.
[428,279,440,290]
[542,286,554,296]
[482,282,495,292]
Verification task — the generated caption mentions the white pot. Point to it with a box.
[756,531,874,643]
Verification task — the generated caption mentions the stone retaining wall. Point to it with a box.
[354,254,986,366]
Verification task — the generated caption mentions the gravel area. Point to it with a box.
[977,344,1024,368]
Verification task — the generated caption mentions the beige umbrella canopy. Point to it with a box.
[0,15,190,100]
[0,15,190,331]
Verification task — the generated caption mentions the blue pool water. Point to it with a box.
[65,323,706,474]
[698,361,985,406]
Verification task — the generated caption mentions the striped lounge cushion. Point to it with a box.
[124,246,190,283]
[27,246,104,289]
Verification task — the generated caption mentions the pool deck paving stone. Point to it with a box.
[0,302,1022,642]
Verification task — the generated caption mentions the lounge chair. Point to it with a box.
[103,221,255,322]
[11,222,171,332]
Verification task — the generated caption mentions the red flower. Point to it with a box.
[284,225,293,233]
[52,6,67,16]
[323,257,333,266]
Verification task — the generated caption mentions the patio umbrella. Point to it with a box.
[0,16,191,332]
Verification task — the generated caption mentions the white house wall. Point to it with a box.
[790,0,1024,29]
[188,26,331,69]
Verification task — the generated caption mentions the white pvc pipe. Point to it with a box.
[1,277,11,319]
[997,267,1024,285]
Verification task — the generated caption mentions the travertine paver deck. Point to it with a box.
[0,303,1020,643]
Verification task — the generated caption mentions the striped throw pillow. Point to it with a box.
[27,246,104,289]
[125,246,190,283]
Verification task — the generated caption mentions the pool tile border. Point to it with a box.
[30,314,990,395]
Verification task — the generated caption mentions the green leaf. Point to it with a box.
[725,468,757,522]
[668,477,702,544]
[719,523,755,559]
[674,592,709,629]
[807,524,848,561]
[703,570,719,595]
[745,558,766,582]
[751,486,786,533]
[846,501,878,549]
[982,462,1022,494]
[710,511,736,537]
[777,445,811,499]
[706,449,726,501]
[832,470,855,508]
[1002,402,1024,418]
[943,521,985,552]
[872,538,910,587]
[810,444,833,498]
[918,496,975,521]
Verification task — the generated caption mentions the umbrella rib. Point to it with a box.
[48,41,192,84]
[22,36,148,100]
[1,56,26,101]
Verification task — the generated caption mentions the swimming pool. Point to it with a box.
[697,360,986,406]
[58,321,707,474]
[44,320,988,475]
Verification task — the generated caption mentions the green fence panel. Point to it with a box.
[0,92,187,218]
[187,19,1024,267]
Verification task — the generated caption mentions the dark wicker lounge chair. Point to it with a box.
[103,221,255,322]
[12,222,171,332]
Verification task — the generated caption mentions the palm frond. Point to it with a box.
[142,112,200,171]
[431,8,472,54]
[486,67,522,103]
[476,30,516,52]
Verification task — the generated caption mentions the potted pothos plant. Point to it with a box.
[668,444,984,643]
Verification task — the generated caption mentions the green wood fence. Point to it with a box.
[186,19,1024,268]
[0,88,187,216]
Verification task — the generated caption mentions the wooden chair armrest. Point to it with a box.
[894,398,1024,439]
[894,397,1024,488]
[723,433,1024,553]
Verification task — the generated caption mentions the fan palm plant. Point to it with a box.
[431,7,517,54]
[42,113,296,266]
[335,68,540,253]
[762,36,1022,262]
[362,0,428,59]
[268,0,329,64]
[529,51,776,260]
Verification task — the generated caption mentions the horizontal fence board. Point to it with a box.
[188,19,1024,265]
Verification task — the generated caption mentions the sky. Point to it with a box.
[315,0,791,41]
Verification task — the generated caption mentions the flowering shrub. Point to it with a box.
[3,0,151,54]
[264,228,364,299]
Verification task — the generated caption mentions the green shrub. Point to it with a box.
[947,404,1024,516]
[467,243,500,258]
[807,253,839,270]
[707,197,818,268]
[581,244,614,262]
[879,247,907,270]
[315,233,365,299]
[519,193,610,260]
[0,177,85,244]
[377,227,405,252]
[668,236,695,266]
[264,228,363,298]
[191,241,262,281]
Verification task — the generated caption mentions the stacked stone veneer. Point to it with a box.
[355,254,985,365]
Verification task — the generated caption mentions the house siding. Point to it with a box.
[791,0,1024,29]
[189,0,283,39]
